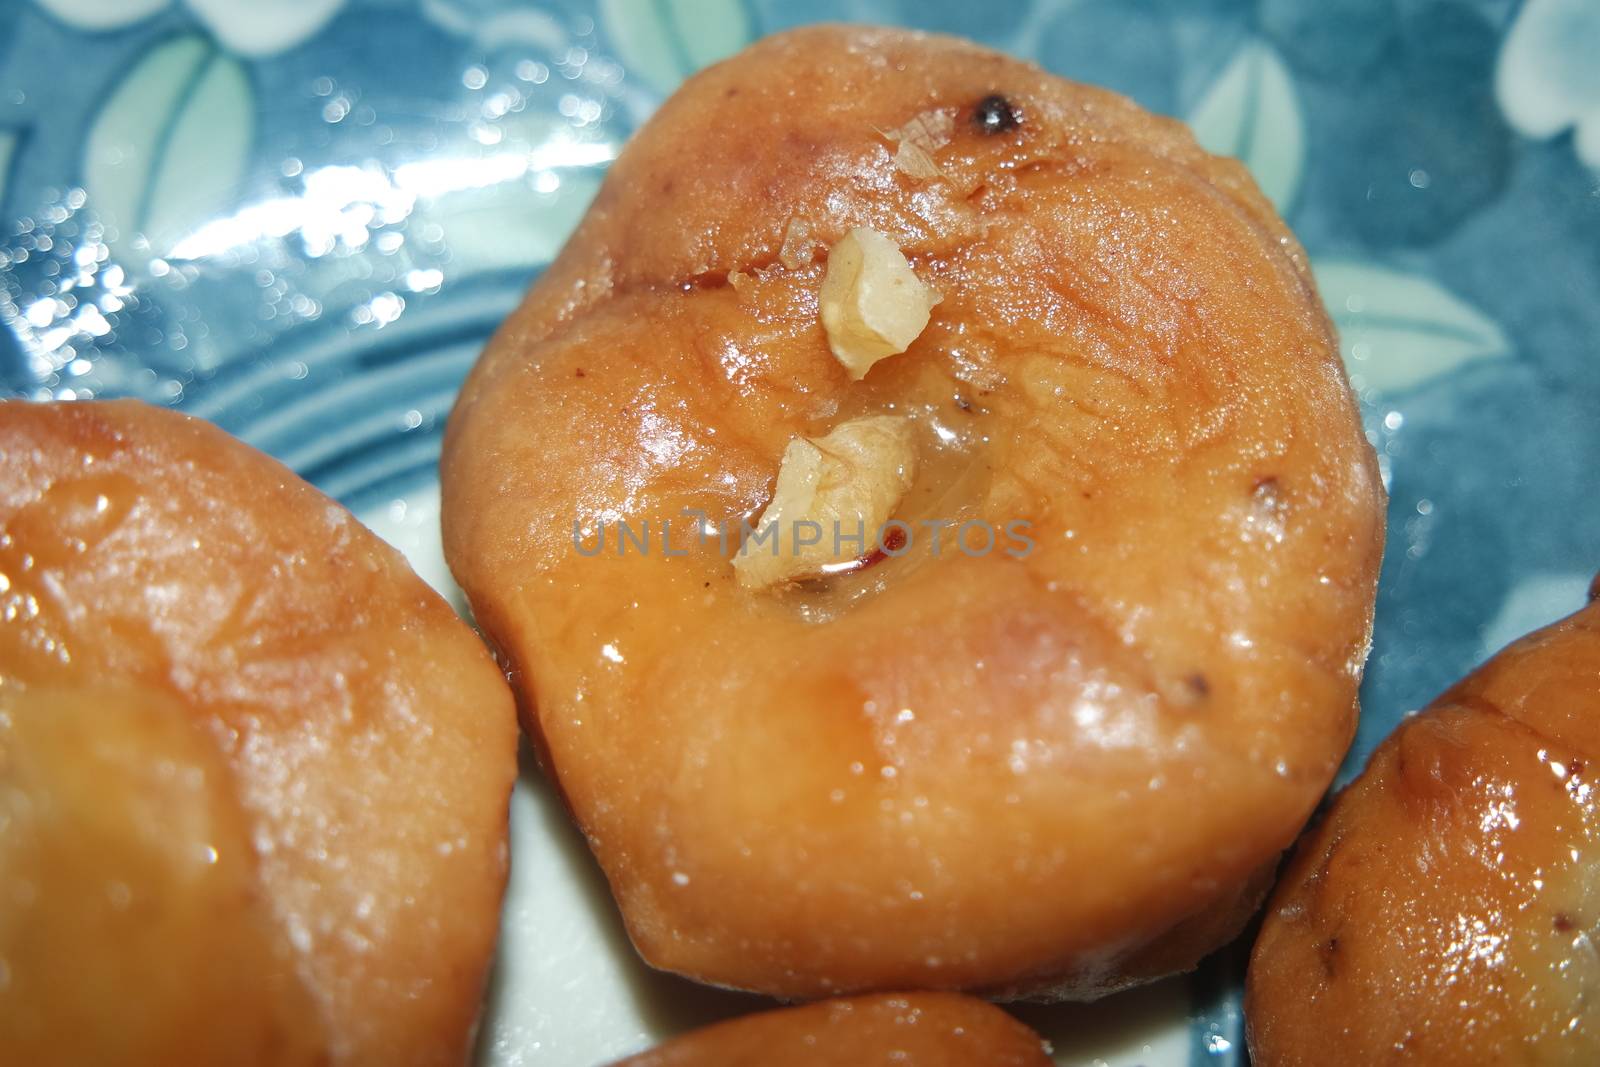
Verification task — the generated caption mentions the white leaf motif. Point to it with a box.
[1188,38,1305,212]
[1314,259,1511,395]
[84,35,255,258]
[1496,0,1600,167]
[34,0,342,55]
[599,0,753,95]
[33,0,168,32]
[184,0,344,57]
[1480,572,1593,660]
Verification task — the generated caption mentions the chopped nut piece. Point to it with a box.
[894,141,942,179]
[885,108,954,180]
[887,108,955,154]
[818,228,942,380]
[734,415,917,589]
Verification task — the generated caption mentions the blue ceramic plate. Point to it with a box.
[5,1,1599,1062]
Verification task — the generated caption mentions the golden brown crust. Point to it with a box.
[447,24,1320,397]
[611,992,1052,1066]
[0,683,330,1067]
[0,399,518,1066]
[1247,590,1600,1065]
[443,25,1383,999]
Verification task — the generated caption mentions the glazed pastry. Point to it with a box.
[442,25,1383,999]
[1247,578,1600,1064]
[612,992,1051,1066]
[0,400,517,1066]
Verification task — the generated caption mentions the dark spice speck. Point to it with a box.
[973,94,1019,134]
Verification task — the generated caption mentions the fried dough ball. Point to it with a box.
[442,25,1383,999]
[0,400,517,1066]
[0,682,328,1065]
[1247,584,1600,1064]
[612,992,1051,1066]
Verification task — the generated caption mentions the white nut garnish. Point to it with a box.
[889,108,955,153]
[885,108,954,180]
[734,415,916,590]
[894,141,943,180]
[818,228,941,380]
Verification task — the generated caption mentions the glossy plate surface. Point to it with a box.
[4,1,1599,1063]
